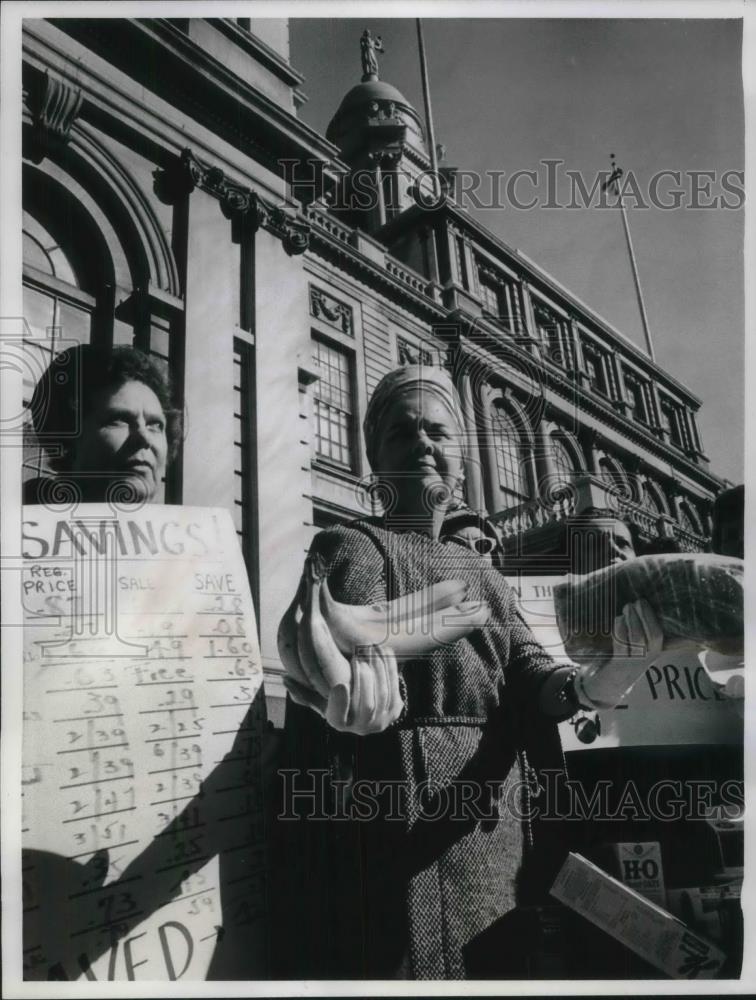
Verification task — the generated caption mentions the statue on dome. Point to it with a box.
[360,29,384,81]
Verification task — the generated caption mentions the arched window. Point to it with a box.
[552,434,580,486]
[678,500,703,537]
[641,479,668,517]
[23,211,95,347]
[490,402,529,506]
[21,146,182,502]
[598,455,623,486]
[598,455,631,503]
[22,210,97,480]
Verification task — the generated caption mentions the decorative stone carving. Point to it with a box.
[180,147,205,192]
[367,145,404,167]
[28,71,83,141]
[310,285,353,335]
[397,336,432,366]
[153,148,310,253]
[367,100,399,123]
[269,207,311,256]
[25,71,83,161]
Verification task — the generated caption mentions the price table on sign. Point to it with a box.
[21,505,266,981]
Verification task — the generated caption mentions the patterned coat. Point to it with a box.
[271,521,568,980]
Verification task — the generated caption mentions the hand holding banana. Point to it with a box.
[277,554,491,735]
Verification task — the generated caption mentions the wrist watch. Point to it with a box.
[555,667,585,711]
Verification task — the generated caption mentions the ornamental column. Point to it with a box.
[183,187,238,509]
[455,366,485,514]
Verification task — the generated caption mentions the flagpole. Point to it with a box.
[416,19,439,190]
[606,153,656,362]
[416,18,442,289]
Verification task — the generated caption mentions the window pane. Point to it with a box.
[552,437,578,484]
[599,457,623,489]
[480,279,499,316]
[584,349,607,394]
[534,302,565,365]
[642,482,663,515]
[23,231,55,275]
[626,378,647,421]
[660,403,681,445]
[21,411,49,484]
[23,285,56,343]
[477,265,523,333]
[23,211,79,286]
[313,339,354,469]
[678,506,697,535]
[491,405,528,504]
[455,237,468,289]
[58,300,91,347]
[500,283,519,333]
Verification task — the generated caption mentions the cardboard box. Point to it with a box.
[613,841,666,907]
[550,852,726,979]
[666,881,742,945]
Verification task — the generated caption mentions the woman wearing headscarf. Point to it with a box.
[271,365,603,980]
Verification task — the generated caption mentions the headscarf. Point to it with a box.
[363,365,467,470]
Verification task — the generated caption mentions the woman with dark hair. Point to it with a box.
[24,344,181,504]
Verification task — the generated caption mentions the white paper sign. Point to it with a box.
[21,505,266,982]
[505,575,742,751]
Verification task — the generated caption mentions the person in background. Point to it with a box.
[440,505,503,567]
[24,344,181,505]
[711,484,744,560]
[564,507,637,574]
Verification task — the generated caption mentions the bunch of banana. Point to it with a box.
[277,553,491,714]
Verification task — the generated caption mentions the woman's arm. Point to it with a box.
[283,526,405,735]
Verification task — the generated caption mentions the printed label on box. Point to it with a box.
[614,841,666,907]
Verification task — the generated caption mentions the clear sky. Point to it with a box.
[290,17,744,485]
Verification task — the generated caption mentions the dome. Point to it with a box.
[326,79,427,157]
[335,80,413,117]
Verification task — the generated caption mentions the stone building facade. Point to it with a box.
[21,17,723,724]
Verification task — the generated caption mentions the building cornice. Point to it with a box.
[451,203,704,409]
[447,315,723,495]
[379,200,704,410]
[46,18,348,189]
[209,18,305,89]
[305,204,722,495]
[306,214,447,324]
[156,148,311,255]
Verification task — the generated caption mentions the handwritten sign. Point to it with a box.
[505,575,742,751]
[21,505,266,981]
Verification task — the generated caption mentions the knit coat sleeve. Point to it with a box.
[494,580,561,710]
[307,525,389,607]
